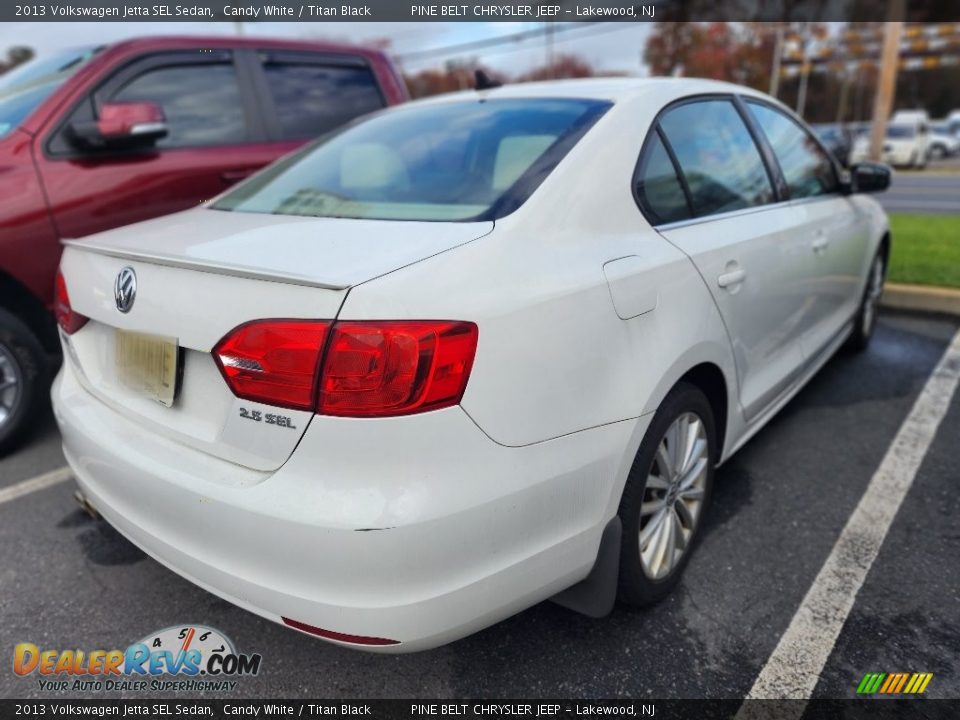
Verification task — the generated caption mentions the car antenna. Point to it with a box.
[475,69,502,91]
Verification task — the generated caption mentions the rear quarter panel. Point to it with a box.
[338,92,739,455]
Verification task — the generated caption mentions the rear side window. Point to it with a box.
[111,63,247,148]
[261,60,384,140]
[659,100,774,218]
[747,102,838,199]
[635,133,691,224]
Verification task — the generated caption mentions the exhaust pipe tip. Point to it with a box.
[73,489,100,520]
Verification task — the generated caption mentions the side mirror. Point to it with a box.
[848,162,891,194]
[68,101,168,150]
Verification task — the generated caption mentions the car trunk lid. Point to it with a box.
[59,208,493,472]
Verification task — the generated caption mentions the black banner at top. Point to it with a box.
[1,700,960,720]
[5,0,960,23]
[3,699,960,719]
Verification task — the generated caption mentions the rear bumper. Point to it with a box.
[52,361,641,652]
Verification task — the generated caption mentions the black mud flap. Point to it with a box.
[549,515,621,618]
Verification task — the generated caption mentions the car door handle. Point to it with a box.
[717,268,746,288]
[812,234,830,253]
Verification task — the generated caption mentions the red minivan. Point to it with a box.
[0,36,407,453]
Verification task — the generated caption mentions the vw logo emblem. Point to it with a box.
[114,267,137,314]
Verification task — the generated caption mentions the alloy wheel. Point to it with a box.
[0,343,23,430]
[862,255,884,336]
[638,412,708,580]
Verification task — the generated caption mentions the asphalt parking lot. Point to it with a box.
[1,310,959,700]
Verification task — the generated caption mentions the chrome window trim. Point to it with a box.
[654,199,793,231]
[652,192,847,232]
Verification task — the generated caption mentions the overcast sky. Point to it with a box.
[0,21,650,76]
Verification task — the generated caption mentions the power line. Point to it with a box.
[395,22,609,63]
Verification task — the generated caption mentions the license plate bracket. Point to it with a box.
[115,330,180,407]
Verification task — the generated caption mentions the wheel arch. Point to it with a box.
[640,340,738,463]
[676,362,729,462]
[0,270,59,354]
[878,230,891,268]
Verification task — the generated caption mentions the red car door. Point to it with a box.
[33,49,297,242]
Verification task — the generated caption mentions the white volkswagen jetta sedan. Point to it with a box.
[52,78,891,652]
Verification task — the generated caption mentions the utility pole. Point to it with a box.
[770,24,785,98]
[868,5,907,161]
[794,22,817,119]
[836,73,851,124]
[796,46,810,118]
[544,21,555,79]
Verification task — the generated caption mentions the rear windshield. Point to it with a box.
[0,47,99,138]
[213,98,610,222]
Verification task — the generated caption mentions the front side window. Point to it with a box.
[213,98,610,222]
[747,102,837,199]
[659,100,774,218]
[261,60,384,140]
[111,63,246,148]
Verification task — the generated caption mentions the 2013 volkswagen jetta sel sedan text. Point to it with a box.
[52,78,891,652]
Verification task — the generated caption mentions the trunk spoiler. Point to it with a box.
[61,238,349,291]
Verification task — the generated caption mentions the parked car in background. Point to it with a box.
[890,109,930,126]
[812,123,854,166]
[0,35,407,453]
[850,120,928,168]
[53,78,891,651]
[928,122,960,159]
[947,110,960,136]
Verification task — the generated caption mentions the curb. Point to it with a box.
[881,282,960,317]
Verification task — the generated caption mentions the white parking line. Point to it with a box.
[739,328,960,713]
[0,466,73,506]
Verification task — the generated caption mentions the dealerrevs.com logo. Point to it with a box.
[13,625,262,693]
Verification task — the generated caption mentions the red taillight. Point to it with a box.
[282,617,399,646]
[318,321,478,417]
[213,320,330,411]
[212,319,478,417]
[53,270,88,335]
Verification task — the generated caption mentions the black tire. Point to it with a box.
[847,250,886,352]
[617,382,716,606]
[0,308,48,456]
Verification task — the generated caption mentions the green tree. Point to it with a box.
[0,46,34,75]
